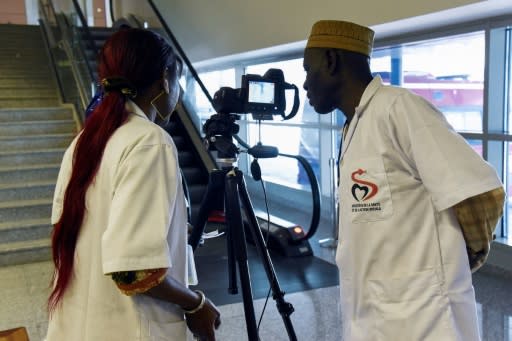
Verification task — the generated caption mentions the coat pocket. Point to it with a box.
[368,269,456,341]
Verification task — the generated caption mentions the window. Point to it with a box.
[190,68,236,123]
[372,31,485,133]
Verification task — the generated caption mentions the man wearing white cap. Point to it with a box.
[303,20,505,340]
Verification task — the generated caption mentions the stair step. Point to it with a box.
[0,120,75,136]
[0,43,44,51]
[0,93,57,101]
[0,107,73,121]
[172,135,186,149]
[0,80,53,88]
[0,24,63,267]
[182,167,206,184]
[0,148,65,166]
[0,163,60,183]
[0,218,52,243]
[0,198,52,221]
[0,24,42,32]
[0,238,51,267]
[0,133,74,151]
[87,27,116,37]
[0,78,55,89]
[0,180,56,201]
[0,97,60,107]
[0,56,51,64]
[178,151,195,167]
[188,184,208,205]
[0,88,57,97]
[0,70,53,78]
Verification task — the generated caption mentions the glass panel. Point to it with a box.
[247,124,318,186]
[467,139,483,157]
[193,69,236,123]
[508,26,512,132]
[297,127,321,186]
[476,303,483,341]
[505,141,512,243]
[372,31,485,132]
[508,316,512,341]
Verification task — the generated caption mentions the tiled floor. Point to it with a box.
[1,251,511,340]
[0,259,343,341]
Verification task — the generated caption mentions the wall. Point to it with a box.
[93,0,106,27]
[0,0,27,24]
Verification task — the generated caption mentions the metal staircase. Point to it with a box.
[0,24,78,266]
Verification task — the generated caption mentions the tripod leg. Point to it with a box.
[225,170,259,341]
[236,170,298,341]
[189,169,226,250]
[226,211,238,295]
[189,169,239,297]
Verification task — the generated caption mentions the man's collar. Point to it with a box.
[354,75,383,117]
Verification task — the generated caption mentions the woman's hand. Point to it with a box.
[185,297,221,341]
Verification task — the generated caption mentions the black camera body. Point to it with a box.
[212,69,292,120]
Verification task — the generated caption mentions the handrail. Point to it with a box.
[58,39,91,112]
[71,0,98,57]
[38,0,94,119]
[38,17,65,103]
[278,153,322,242]
[235,136,321,241]
[65,16,96,85]
[38,0,58,47]
[109,0,115,23]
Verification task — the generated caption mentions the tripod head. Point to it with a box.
[203,112,241,167]
[203,112,280,168]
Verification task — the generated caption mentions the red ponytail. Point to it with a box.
[48,94,128,313]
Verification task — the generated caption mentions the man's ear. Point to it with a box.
[325,49,341,75]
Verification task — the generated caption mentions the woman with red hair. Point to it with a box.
[46,28,220,341]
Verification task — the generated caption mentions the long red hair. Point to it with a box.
[48,28,178,313]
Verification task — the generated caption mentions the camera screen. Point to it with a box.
[248,81,275,104]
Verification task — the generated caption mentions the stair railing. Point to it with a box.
[38,0,96,122]
[68,0,97,85]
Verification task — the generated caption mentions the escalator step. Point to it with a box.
[182,167,206,184]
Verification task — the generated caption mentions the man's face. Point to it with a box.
[303,48,338,114]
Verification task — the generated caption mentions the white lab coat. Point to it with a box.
[46,101,189,340]
[337,76,502,340]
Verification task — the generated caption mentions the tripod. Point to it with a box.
[188,128,297,341]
